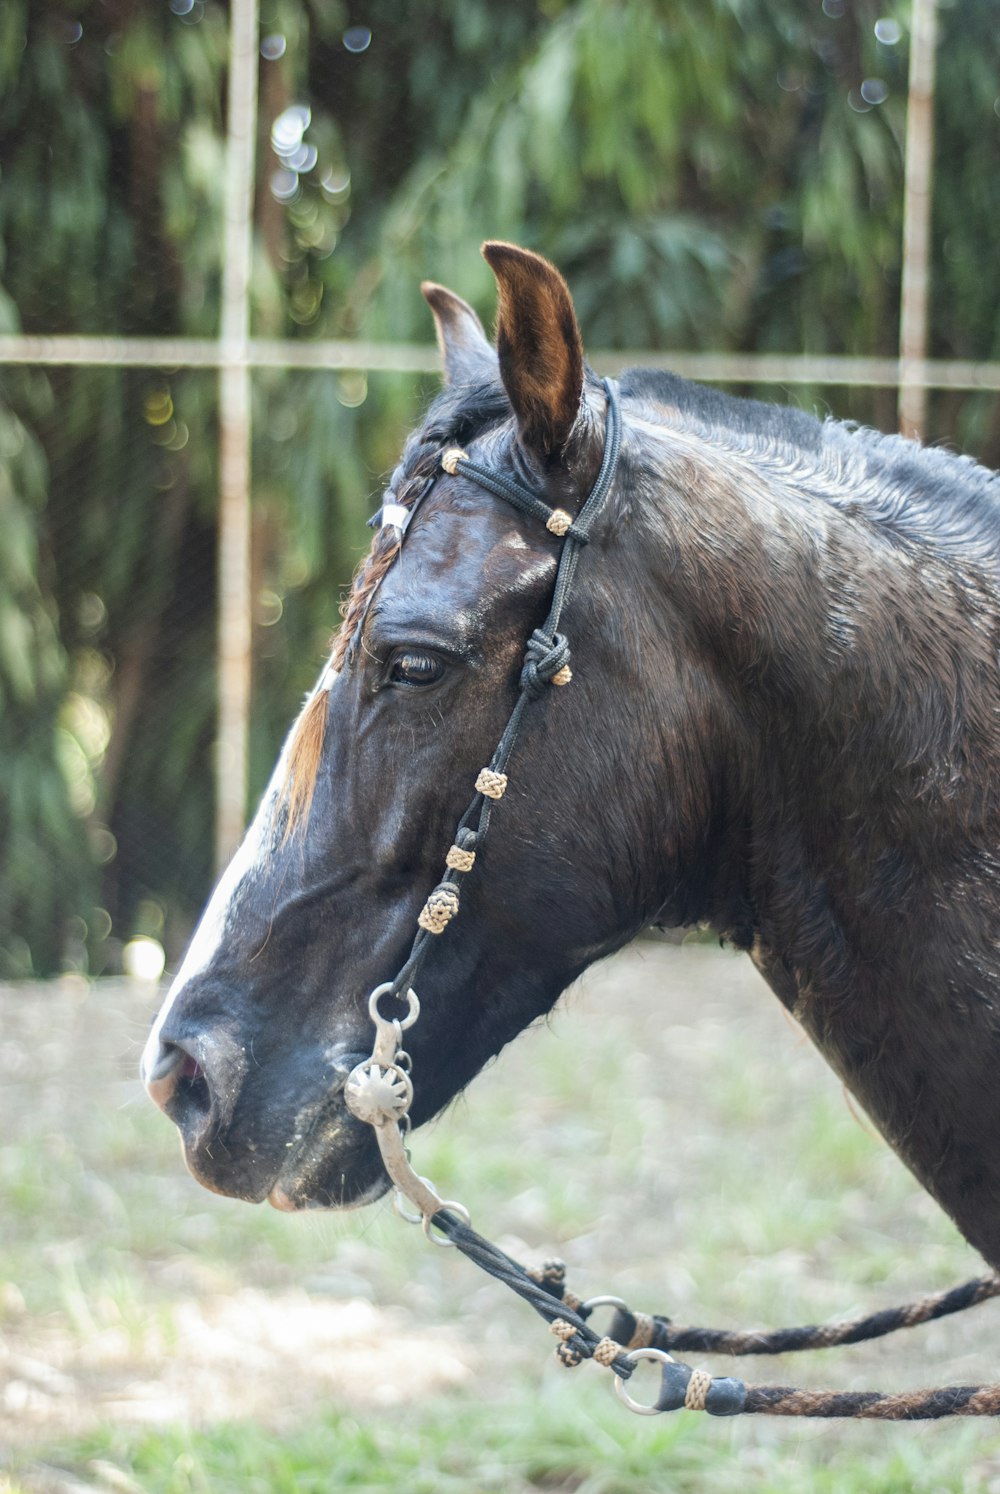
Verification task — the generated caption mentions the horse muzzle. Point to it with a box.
[142,1025,387,1208]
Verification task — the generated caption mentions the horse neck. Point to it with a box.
[630,413,1000,963]
[626,411,1000,1268]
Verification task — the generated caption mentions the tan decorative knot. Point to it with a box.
[441,447,468,475]
[684,1367,713,1412]
[445,844,476,873]
[546,508,573,537]
[475,768,507,800]
[551,664,572,687]
[418,885,460,935]
[627,1312,655,1351]
[562,1289,583,1314]
[550,1320,583,1368]
[593,1337,621,1368]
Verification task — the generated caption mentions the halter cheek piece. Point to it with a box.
[344,378,622,1202]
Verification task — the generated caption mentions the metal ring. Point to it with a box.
[422,1200,471,1248]
[393,1187,425,1225]
[613,1347,675,1416]
[580,1294,630,1334]
[368,982,420,1030]
[581,1295,629,1314]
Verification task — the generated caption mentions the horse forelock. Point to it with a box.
[278,380,515,836]
[332,378,513,665]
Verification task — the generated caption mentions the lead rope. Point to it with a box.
[342,379,1000,1420]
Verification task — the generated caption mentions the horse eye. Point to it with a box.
[387,650,445,687]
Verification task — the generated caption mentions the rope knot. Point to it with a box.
[445,843,476,873]
[521,629,572,700]
[550,1318,587,1368]
[475,768,507,800]
[417,883,460,935]
[555,1340,585,1368]
[684,1367,714,1411]
[441,447,468,475]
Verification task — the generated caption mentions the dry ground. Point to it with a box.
[3,941,1000,1491]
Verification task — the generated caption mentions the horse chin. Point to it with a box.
[176,1137,389,1210]
[265,1145,392,1212]
[174,1096,391,1211]
[262,1097,392,1210]
[267,1170,391,1213]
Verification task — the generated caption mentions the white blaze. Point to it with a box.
[139,695,316,1084]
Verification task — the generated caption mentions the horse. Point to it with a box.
[142,242,1000,1276]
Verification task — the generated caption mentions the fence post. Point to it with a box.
[216,0,260,874]
[898,0,939,442]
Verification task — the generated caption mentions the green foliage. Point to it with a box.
[0,388,89,975]
[0,0,997,970]
[348,0,911,363]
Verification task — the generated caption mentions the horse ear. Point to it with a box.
[421,282,496,387]
[481,241,585,460]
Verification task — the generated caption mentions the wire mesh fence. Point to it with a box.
[1,0,998,981]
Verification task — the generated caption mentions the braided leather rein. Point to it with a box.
[340,378,1000,1421]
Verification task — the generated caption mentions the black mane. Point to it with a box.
[622,366,1000,579]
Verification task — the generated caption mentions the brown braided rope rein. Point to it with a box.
[340,381,1000,1421]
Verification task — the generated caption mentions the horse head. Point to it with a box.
[142,244,1000,1276]
[141,245,731,1210]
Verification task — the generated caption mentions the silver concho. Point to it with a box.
[344,1060,413,1125]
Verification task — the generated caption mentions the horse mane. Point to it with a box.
[621,367,1000,579]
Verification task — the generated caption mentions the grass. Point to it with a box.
[12,1385,1000,1494]
[3,942,1000,1492]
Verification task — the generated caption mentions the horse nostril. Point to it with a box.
[174,1056,212,1125]
[144,1040,182,1109]
[144,1040,211,1120]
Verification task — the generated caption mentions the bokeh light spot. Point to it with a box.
[123,937,166,983]
[860,77,889,105]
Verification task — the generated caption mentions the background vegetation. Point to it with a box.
[4,7,1000,1492]
[1,0,998,977]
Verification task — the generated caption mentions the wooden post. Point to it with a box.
[898,0,939,441]
[216,0,259,873]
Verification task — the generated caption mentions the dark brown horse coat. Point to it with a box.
[143,245,1000,1272]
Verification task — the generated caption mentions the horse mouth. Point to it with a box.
[169,1050,391,1211]
[178,1117,390,1210]
[262,1113,392,1212]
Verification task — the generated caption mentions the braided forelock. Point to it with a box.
[330,377,512,667]
[330,447,441,668]
[278,378,512,838]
